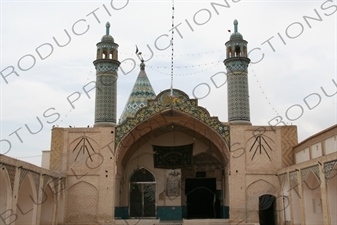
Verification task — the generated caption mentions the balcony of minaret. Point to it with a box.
[96,48,118,60]
[226,45,247,58]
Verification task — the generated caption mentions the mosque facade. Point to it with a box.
[0,21,336,225]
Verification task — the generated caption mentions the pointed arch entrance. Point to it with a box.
[258,194,276,225]
[129,168,156,218]
[117,121,229,220]
[115,89,230,220]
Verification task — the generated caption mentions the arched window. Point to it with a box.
[109,49,114,60]
[102,48,108,59]
[235,46,241,57]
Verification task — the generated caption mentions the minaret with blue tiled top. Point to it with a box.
[93,22,120,127]
[224,20,251,125]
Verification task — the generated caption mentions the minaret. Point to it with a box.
[93,22,120,127]
[224,19,251,125]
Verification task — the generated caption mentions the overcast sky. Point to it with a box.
[1,0,336,166]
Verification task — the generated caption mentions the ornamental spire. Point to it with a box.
[234,19,238,33]
[106,22,110,35]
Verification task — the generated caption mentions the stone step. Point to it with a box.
[158,220,183,225]
[115,219,258,225]
[115,219,160,225]
[183,219,230,225]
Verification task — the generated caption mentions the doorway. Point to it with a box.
[129,169,156,218]
[259,194,276,225]
[185,178,216,219]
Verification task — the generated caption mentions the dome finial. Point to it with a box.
[106,22,110,35]
[234,19,238,33]
[140,59,145,70]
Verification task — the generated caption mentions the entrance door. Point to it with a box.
[130,169,156,218]
[185,178,216,219]
[259,194,276,225]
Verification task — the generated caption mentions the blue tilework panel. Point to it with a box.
[222,206,229,219]
[157,206,182,220]
[115,207,128,219]
[95,74,117,123]
[182,206,187,218]
[95,62,119,73]
[227,72,250,122]
[226,63,248,71]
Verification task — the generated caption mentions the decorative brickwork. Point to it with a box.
[50,128,64,171]
[245,131,276,172]
[31,171,40,198]
[66,181,98,223]
[67,135,101,174]
[281,126,297,167]
[5,164,16,192]
[278,173,287,187]
[43,176,52,189]
[19,169,29,190]
[324,160,337,182]
[289,171,298,182]
[301,165,320,182]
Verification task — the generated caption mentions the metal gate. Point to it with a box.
[129,169,156,218]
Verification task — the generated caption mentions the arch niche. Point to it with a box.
[0,166,12,222]
[327,162,337,225]
[114,89,230,220]
[16,172,37,225]
[303,169,323,225]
